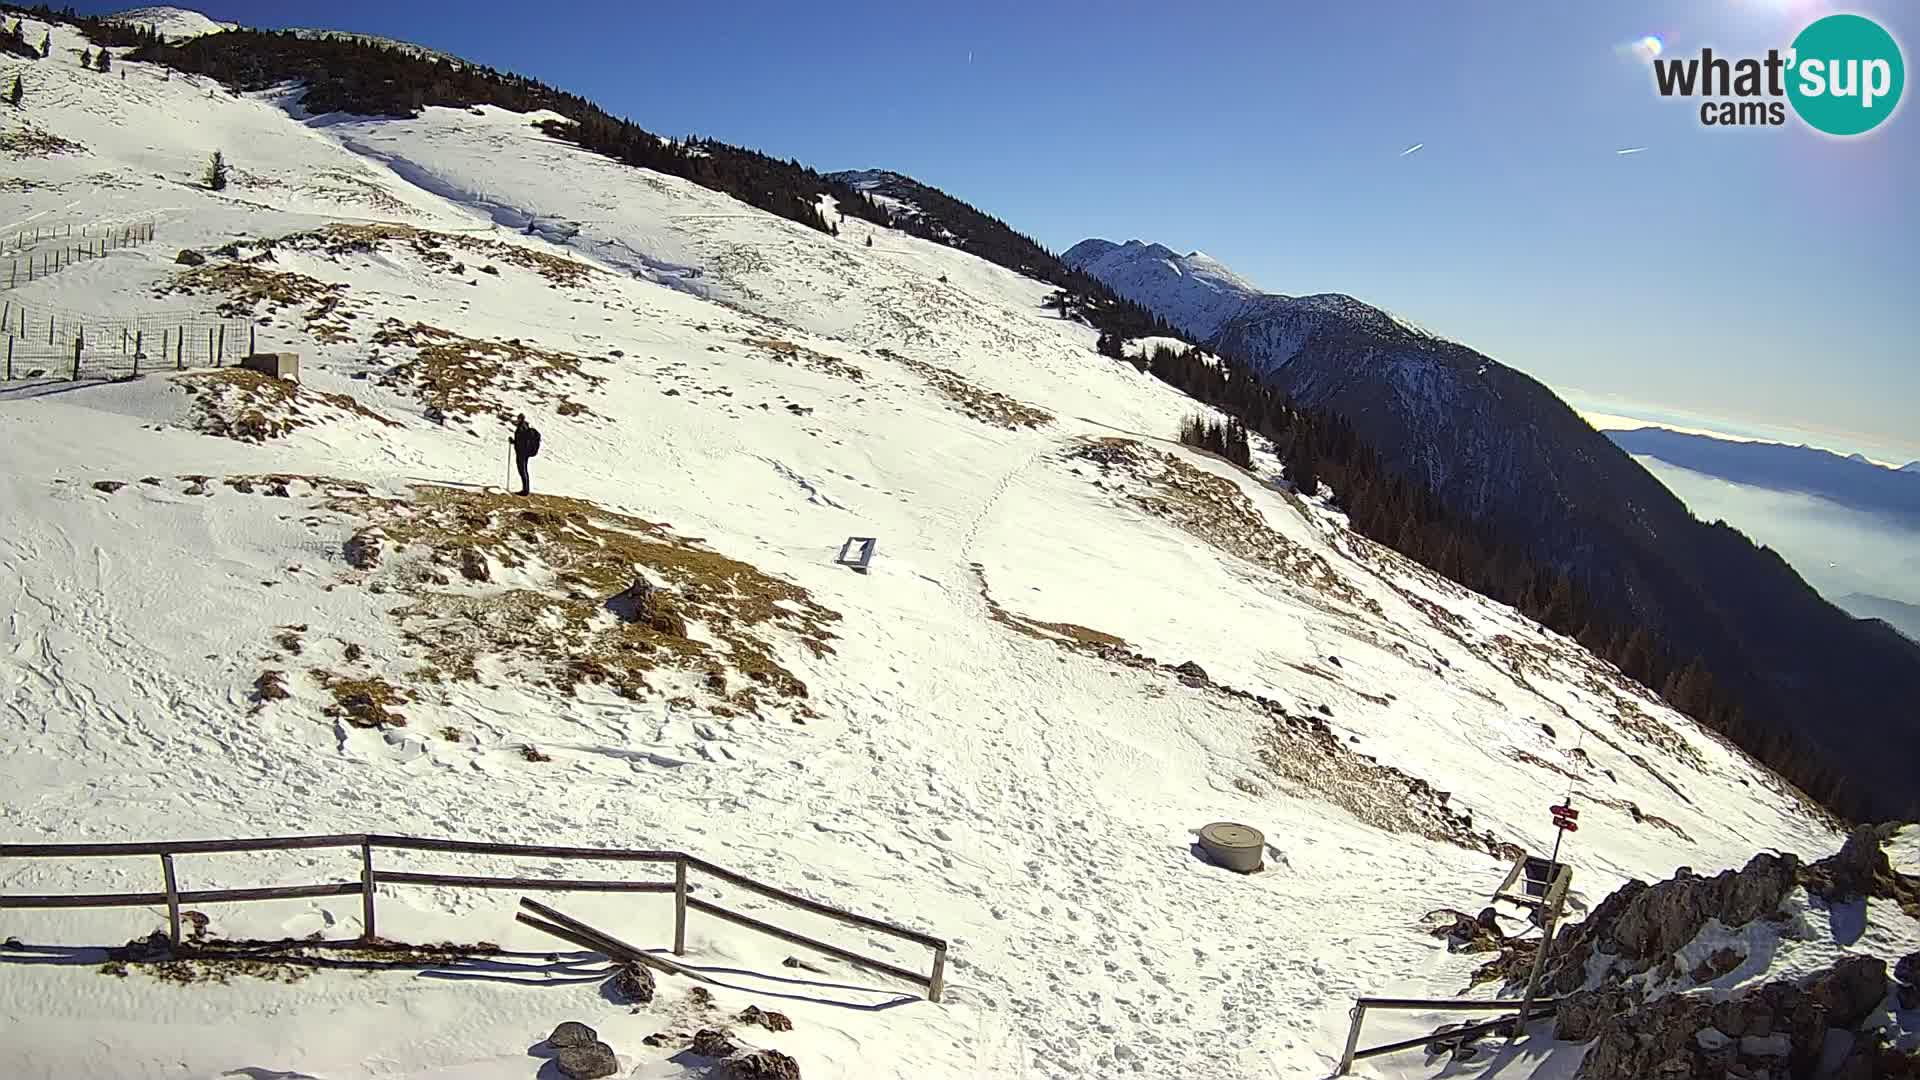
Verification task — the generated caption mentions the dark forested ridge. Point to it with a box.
[24,3,1904,818]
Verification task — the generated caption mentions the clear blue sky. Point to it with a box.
[89,1,1919,457]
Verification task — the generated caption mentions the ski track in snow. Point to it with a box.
[0,15,1875,1080]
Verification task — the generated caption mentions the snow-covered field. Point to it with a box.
[0,13,1878,1080]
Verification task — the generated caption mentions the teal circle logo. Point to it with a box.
[1787,14,1904,135]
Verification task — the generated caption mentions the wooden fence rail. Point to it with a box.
[0,833,949,1001]
[1335,994,1563,1075]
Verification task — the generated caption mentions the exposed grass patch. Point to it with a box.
[741,337,866,382]
[101,933,504,985]
[1070,439,1377,614]
[326,486,838,716]
[971,563,1128,652]
[180,369,397,443]
[276,223,596,287]
[310,670,409,729]
[371,321,605,421]
[878,348,1052,429]
[0,122,85,157]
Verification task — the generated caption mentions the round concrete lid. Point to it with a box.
[1199,822,1263,850]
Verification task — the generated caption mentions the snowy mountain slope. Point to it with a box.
[0,13,1850,1079]
[107,6,235,40]
[1067,237,1920,824]
[1061,239,1265,340]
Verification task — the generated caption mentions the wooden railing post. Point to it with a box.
[1337,1002,1366,1076]
[160,854,181,948]
[359,839,377,941]
[673,857,687,956]
[929,944,947,1003]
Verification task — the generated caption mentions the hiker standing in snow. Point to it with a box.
[511,414,541,496]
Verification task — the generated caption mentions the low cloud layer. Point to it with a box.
[1636,456,1920,638]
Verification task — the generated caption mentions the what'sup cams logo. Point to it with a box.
[1651,13,1904,134]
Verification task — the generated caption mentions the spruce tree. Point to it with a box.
[864,234,873,248]
[81,47,91,67]
[205,149,228,191]
[41,32,51,58]
[9,74,21,107]
[96,49,111,73]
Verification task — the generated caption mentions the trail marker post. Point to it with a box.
[1514,800,1578,1033]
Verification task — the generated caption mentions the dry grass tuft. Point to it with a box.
[327,485,838,714]
[971,564,1128,651]
[878,348,1052,429]
[278,223,597,287]
[180,369,397,443]
[1,122,85,157]
[741,337,867,382]
[1070,439,1378,615]
[309,670,409,729]
[371,321,605,421]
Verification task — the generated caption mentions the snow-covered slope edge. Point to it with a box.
[0,11,1848,1080]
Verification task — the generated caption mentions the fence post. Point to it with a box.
[249,324,255,355]
[673,858,688,956]
[5,337,12,381]
[360,839,377,942]
[176,326,183,369]
[216,325,225,362]
[71,336,81,381]
[1336,1003,1367,1076]
[160,854,182,948]
[50,314,55,345]
[929,944,948,1003]
[133,331,142,378]
[208,327,215,366]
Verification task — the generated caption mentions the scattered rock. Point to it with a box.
[1174,660,1208,682]
[92,480,126,494]
[520,745,551,763]
[650,599,689,638]
[458,546,490,583]
[1804,823,1920,917]
[555,1042,619,1079]
[140,477,163,486]
[737,1006,793,1032]
[705,670,728,693]
[1540,722,1556,739]
[728,1050,801,1079]
[1807,955,1888,1029]
[252,669,290,704]
[608,960,655,1004]
[343,643,364,663]
[343,528,384,569]
[691,1028,738,1058]
[687,986,713,1008]
[548,1021,598,1049]
[267,481,291,497]
[1897,951,1919,1010]
[174,248,205,266]
[1691,946,1745,983]
[479,264,498,275]
[1554,988,1641,1042]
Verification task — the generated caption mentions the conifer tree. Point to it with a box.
[864,233,873,248]
[42,32,52,58]
[80,47,91,67]
[204,149,228,191]
[96,48,111,73]
[9,74,21,107]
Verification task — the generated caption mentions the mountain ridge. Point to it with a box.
[1067,236,1920,819]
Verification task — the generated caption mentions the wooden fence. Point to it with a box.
[4,222,158,290]
[1,299,252,381]
[0,833,949,1002]
[1335,994,1563,1074]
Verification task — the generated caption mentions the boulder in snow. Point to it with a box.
[555,1041,619,1079]
[174,248,206,266]
[546,1021,598,1049]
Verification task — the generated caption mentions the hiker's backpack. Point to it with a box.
[526,427,542,457]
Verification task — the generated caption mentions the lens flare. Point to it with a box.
[1633,35,1665,61]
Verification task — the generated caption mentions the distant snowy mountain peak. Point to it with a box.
[109,5,234,39]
